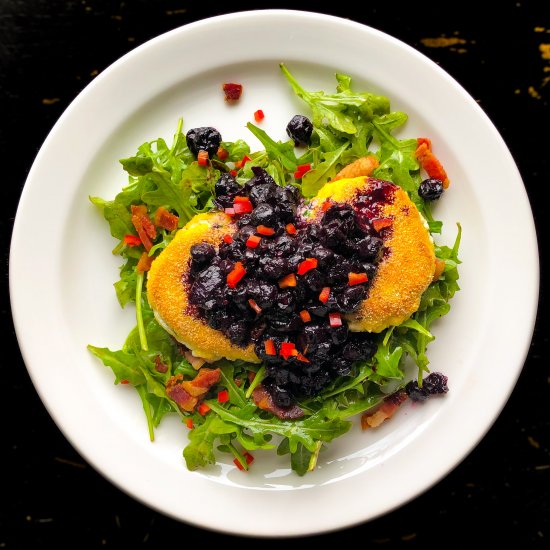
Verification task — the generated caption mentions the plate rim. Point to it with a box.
[9,9,539,536]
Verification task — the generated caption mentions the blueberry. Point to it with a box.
[286,115,313,146]
[418,178,444,201]
[190,243,215,266]
[215,172,240,198]
[251,204,278,226]
[405,372,448,401]
[186,126,222,157]
[356,235,383,260]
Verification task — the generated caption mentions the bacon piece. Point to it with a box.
[181,367,221,397]
[154,206,179,231]
[154,355,168,373]
[415,139,450,188]
[252,385,304,420]
[332,156,379,181]
[361,391,408,430]
[136,252,153,273]
[131,204,156,250]
[166,374,197,412]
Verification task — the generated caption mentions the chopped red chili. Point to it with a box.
[285,223,297,235]
[264,339,276,356]
[296,352,310,363]
[233,457,245,471]
[329,312,342,327]
[217,389,230,403]
[294,163,311,179]
[233,197,253,214]
[230,170,238,177]
[197,402,211,416]
[197,150,209,166]
[244,451,254,465]
[223,234,234,244]
[185,418,194,429]
[254,109,265,122]
[246,235,261,248]
[227,261,246,288]
[299,309,312,323]
[297,257,318,276]
[280,342,296,359]
[257,225,275,236]
[348,272,369,286]
[124,234,142,247]
[234,155,251,169]
[120,379,129,385]
[319,286,331,303]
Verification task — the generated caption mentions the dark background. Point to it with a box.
[1,1,548,547]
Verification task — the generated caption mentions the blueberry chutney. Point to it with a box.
[187,167,397,407]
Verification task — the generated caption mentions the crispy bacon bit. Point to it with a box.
[166,374,198,412]
[154,206,179,231]
[252,385,304,420]
[223,82,243,101]
[415,138,450,188]
[131,204,156,250]
[154,355,168,373]
[361,391,408,430]
[136,252,153,273]
[181,367,222,397]
[184,350,206,370]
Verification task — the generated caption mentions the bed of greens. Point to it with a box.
[88,64,460,475]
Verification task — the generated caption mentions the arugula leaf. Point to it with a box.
[183,414,218,470]
[301,143,348,197]
[87,345,146,385]
[246,122,297,171]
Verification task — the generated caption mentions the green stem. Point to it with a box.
[136,385,155,442]
[308,441,322,472]
[111,240,126,255]
[245,366,266,399]
[227,441,248,471]
[135,271,148,351]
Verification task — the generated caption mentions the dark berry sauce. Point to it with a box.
[187,167,396,406]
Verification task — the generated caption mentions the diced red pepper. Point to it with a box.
[120,379,129,385]
[248,298,262,314]
[225,208,235,216]
[227,261,246,288]
[244,452,254,465]
[297,257,318,276]
[246,235,261,248]
[279,273,297,288]
[329,312,342,327]
[319,287,331,303]
[234,155,251,169]
[234,195,250,203]
[296,352,310,363]
[197,402,211,416]
[254,109,265,122]
[280,342,297,359]
[299,309,311,323]
[153,207,179,231]
[257,225,275,236]
[321,200,333,212]
[197,150,209,166]
[264,339,276,356]
[185,418,194,429]
[348,272,369,286]
[233,457,245,471]
[137,252,153,273]
[223,234,233,244]
[217,147,229,161]
[124,234,142,247]
[372,217,392,232]
[233,197,253,214]
[294,163,311,179]
[218,389,230,403]
[223,82,243,101]
[286,223,297,235]
[230,170,238,177]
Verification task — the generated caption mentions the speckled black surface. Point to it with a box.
[1,1,548,547]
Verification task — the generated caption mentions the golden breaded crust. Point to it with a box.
[147,212,260,363]
[310,177,436,332]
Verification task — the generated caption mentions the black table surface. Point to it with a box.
[2,1,548,547]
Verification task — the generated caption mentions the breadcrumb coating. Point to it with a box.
[147,212,260,363]
[311,176,436,332]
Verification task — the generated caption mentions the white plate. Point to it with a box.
[10,10,538,536]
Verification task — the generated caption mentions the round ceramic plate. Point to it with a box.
[10,10,538,536]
